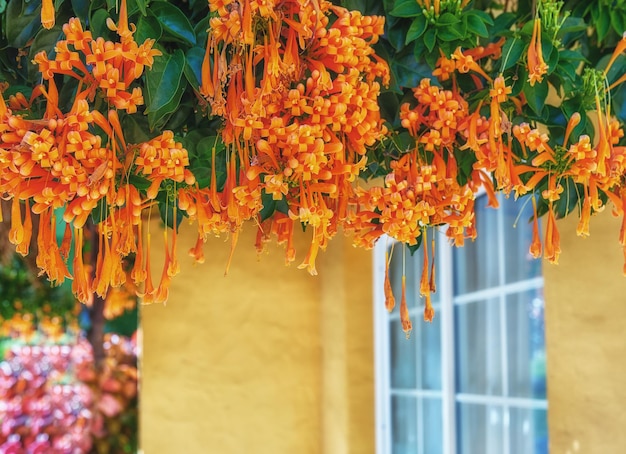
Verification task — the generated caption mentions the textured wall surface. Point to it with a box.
[543,210,626,453]
[141,219,374,454]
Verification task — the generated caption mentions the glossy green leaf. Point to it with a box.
[6,0,42,48]
[595,6,611,42]
[184,47,205,88]
[610,9,625,36]
[423,27,437,51]
[500,37,524,71]
[90,8,113,39]
[194,16,211,47]
[151,1,196,46]
[465,12,489,38]
[129,0,147,16]
[437,12,460,26]
[385,15,411,51]
[70,0,90,21]
[259,191,277,222]
[436,26,463,42]
[145,49,186,130]
[491,12,517,36]
[389,0,422,18]
[191,136,227,190]
[27,26,63,80]
[122,113,152,144]
[523,79,549,117]
[135,12,162,44]
[405,14,427,44]
[390,46,432,88]
[129,174,152,191]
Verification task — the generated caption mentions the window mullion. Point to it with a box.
[496,195,511,454]
[439,229,456,454]
[373,240,391,454]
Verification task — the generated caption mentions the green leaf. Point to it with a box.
[610,9,625,35]
[145,49,186,130]
[437,12,460,27]
[194,16,211,48]
[390,46,432,88]
[500,37,524,71]
[405,14,427,44]
[259,191,277,221]
[129,0,147,16]
[70,0,90,21]
[523,79,549,117]
[184,47,205,88]
[491,12,517,36]
[389,0,422,18]
[28,26,64,80]
[135,12,162,44]
[129,174,152,191]
[90,9,113,39]
[436,26,463,42]
[151,1,196,46]
[465,12,489,38]
[5,0,42,48]
[190,136,227,190]
[385,15,411,51]
[122,113,152,144]
[423,27,437,52]
[596,6,611,42]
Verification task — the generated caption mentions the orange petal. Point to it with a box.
[41,0,55,29]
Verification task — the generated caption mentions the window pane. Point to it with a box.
[506,290,547,399]
[453,196,499,295]
[455,299,502,395]
[457,403,504,454]
[501,197,542,283]
[423,397,443,454]
[420,316,441,390]
[390,320,416,389]
[391,395,418,454]
[509,408,549,454]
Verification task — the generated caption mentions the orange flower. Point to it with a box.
[384,249,396,312]
[41,0,55,29]
[530,196,542,259]
[400,275,412,338]
[527,18,548,86]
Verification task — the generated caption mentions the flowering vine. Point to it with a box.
[0,0,624,337]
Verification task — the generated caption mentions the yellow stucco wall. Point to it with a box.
[544,210,626,453]
[141,219,374,454]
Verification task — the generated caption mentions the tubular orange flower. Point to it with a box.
[400,275,412,338]
[530,196,542,258]
[384,249,396,312]
[41,0,55,29]
[527,18,548,86]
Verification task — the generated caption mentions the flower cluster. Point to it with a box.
[195,0,389,274]
[0,1,193,304]
[369,28,626,336]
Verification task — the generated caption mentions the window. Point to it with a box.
[374,194,548,454]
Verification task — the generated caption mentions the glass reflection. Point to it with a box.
[455,299,502,395]
[392,395,418,454]
[457,403,503,454]
[506,290,547,399]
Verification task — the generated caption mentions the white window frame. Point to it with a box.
[374,194,547,454]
